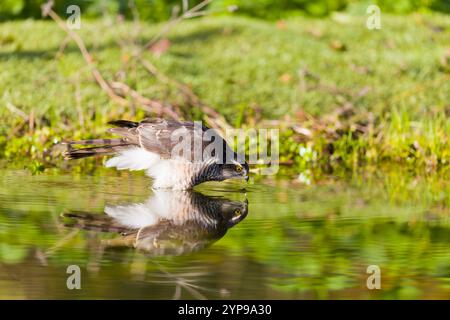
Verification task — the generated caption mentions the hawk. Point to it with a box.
[63,190,248,256]
[64,119,249,190]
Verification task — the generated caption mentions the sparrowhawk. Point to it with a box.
[64,119,249,190]
[63,190,248,256]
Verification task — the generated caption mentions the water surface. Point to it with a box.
[0,168,449,299]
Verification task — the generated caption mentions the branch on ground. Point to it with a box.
[41,0,179,120]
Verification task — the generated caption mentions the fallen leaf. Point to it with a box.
[330,40,346,52]
[306,28,323,38]
[121,53,130,64]
[279,73,292,84]
[350,64,371,75]
[385,40,396,49]
[276,20,287,30]
[149,38,171,57]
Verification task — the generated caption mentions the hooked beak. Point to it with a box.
[245,175,249,182]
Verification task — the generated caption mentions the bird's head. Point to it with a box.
[219,160,249,182]
[221,198,248,228]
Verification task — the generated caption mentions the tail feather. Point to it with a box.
[66,138,126,146]
[64,145,132,160]
[63,119,141,161]
[62,211,133,234]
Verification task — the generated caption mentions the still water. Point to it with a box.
[0,168,449,299]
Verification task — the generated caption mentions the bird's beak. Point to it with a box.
[245,175,249,182]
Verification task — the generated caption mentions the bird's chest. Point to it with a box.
[151,160,211,190]
[184,162,219,189]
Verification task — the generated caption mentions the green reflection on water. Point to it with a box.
[0,168,449,299]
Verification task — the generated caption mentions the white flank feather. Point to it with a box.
[104,190,194,228]
[104,203,158,229]
[147,158,197,189]
[105,148,159,171]
[105,148,197,189]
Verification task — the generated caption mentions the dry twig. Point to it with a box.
[42,0,231,132]
[42,0,179,119]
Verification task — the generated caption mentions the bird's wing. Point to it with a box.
[107,118,239,165]
[137,119,230,161]
[137,119,192,158]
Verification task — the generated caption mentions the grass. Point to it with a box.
[0,12,449,173]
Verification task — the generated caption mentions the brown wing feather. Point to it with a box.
[63,212,134,234]
[136,119,229,161]
[64,118,236,162]
[64,121,142,160]
[63,145,129,160]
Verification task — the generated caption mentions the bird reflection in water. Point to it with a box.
[63,190,248,256]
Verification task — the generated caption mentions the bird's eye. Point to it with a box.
[235,166,243,172]
[234,209,241,215]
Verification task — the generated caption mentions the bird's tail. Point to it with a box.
[62,211,133,234]
[63,138,132,160]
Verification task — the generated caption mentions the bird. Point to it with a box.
[64,118,249,190]
[63,190,248,256]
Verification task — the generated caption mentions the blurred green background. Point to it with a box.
[1,0,449,21]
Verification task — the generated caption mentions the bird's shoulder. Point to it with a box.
[138,118,211,133]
